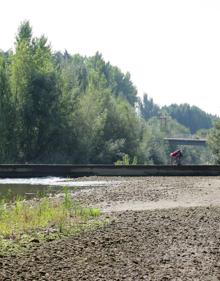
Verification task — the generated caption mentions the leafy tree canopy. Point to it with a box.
[0,21,216,165]
[163,103,217,134]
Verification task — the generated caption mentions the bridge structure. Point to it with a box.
[164,137,207,146]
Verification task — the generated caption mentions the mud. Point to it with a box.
[73,176,220,212]
[1,176,220,280]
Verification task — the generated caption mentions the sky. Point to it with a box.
[1,0,220,116]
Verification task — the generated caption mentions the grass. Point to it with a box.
[0,187,102,255]
[115,154,138,165]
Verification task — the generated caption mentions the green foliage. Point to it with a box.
[115,154,138,165]
[138,116,213,165]
[0,21,216,165]
[139,117,188,164]
[0,190,101,255]
[0,53,14,162]
[63,187,73,209]
[8,21,62,162]
[208,120,220,164]
[139,93,160,121]
[163,103,216,134]
[16,20,32,44]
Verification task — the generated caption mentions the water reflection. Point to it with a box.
[0,177,111,200]
[0,184,58,200]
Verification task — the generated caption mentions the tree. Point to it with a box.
[10,21,61,162]
[0,52,15,162]
[16,20,32,44]
[73,84,108,163]
[1,21,216,165]
[208,120,220,164]
[139,93,160,120]
[86,53,138,106]
[101,96,142,163]
[163,103,215,134]
[10,23,34,161]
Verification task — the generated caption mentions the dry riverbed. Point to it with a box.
[1,176,220,280]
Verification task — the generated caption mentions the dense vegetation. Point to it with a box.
[163,103,216,134]
[0,21,217,165]
[208,120,220,164]
[0,189,101,254]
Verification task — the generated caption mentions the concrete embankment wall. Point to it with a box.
[0,165,220,178]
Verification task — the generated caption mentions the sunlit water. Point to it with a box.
[0,177,110,200]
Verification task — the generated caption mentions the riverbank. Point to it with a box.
[1,176,220,280]
[0,189,101,255]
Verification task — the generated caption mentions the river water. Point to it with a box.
[0,177,109,200]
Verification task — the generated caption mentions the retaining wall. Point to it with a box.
[0,164,220,178]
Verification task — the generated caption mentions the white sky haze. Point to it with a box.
[1,0,220,115]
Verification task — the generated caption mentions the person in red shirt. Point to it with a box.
[170,149,183,165]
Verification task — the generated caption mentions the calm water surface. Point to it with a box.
[0,177,109,200]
